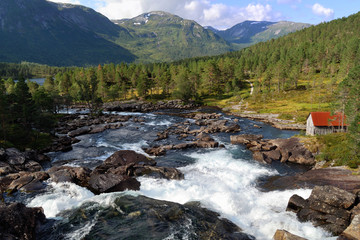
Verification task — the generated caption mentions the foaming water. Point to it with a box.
[139,149,333,239]
[27,182,94,218]
[27,181,140,219]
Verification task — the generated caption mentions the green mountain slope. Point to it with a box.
[113,11,233,63]
[0,0,135,66]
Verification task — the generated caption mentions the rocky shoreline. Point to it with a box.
[234,112,306,130]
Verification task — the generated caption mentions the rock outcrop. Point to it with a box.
[103,100,199,112]
[46,150,183,195]
[263,167,360,192]
[231,135,315,166]
[0,148,49,176]
[39,195,254,240]
[286,185,359,236]
[339,214,360,240]
[0,202,46,240]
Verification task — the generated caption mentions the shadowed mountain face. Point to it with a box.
[0,0,135,66]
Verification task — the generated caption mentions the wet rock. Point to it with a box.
[273,230,307,240]
[196,133,214,142]
[264,168,360,192]
[88,172,140,194]
[233,136,315,166]
[47,166,91,187]
[5,148,26,165]
[252,152,267,164]
[133,166,184,180]
[0,161,14,176]
[41,195,254,240]
[103,150,156,168]
[339,215,360,240]
[68,126,91,137]
[309,185,356,209]
[269,138,315,165]
[0,202,46,240]
[263,149,281,162]
[24,160,43,172]
[230,134,263,144]
[286,194,308,213]
[89,124,109,134]
[0,171,49,193]
[195,141,219,148]
[223,123,241,133]
[286,185,357,236]
[155,131,169,141]
[143,146,167,156]
[193,113,222,120]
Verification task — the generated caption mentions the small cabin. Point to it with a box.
[306,112,347,136]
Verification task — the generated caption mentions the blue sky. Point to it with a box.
[49,0,360,29]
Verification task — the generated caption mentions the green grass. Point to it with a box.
[202,75,337,124]
[305,133,360,169]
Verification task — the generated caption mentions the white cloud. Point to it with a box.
[244,4,273,21]
[48,0,81,4]
[92,0,278,30]
[312,3,334,20]
[277,0,301,4]
[48,0,280,29]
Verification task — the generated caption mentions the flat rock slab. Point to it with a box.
[262,167,360,192]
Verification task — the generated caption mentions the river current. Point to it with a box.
[27,109,334,239]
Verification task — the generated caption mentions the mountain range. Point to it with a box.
[208,21,311,48]
[0,0,311,66]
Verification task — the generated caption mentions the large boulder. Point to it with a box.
[286,186,358,236]
[0,203,46,240]
[5,148,26,165]
[269,138,315,165]
[88,172,140,194]
[132,165,184,180]
[103,150,156,168]
[47,166,91,188]
[230,134,263,145]
[40,195,254,240]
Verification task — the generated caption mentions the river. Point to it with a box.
[26,108,334,239]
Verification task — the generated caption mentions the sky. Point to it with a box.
[48,0,360,30]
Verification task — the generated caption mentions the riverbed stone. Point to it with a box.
[273,229,307,240]
[48,166,91,187]
[68,126,91,137]
[104,150,156,167]
[230,134,263,144]
[0,171,49,193]
[88,172,140,194]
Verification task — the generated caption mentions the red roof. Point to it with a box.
[310,112,347,127]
